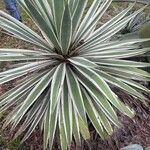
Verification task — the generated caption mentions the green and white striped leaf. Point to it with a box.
[72,0,88,37]
[60,4,72,54]
[24,0,61,50]
[0,55,48,61]
[62,79,73,146]
[100,66,150,80]
[74,0,102,41]
[78,115,90,140]
[83,48,150,59]
[74,0,112,43]
[21,93,49,142]
[68,0,79,15]
[86,3,135,42]
[0,11,52,51]
[66,66,87,123]
[11,68,55,121]
[0,88,31,114]
[33,0,54,31]
[72,107,81,145]
[78,78,121,127]
[0,72,47,107]
[75,66,134,118]
[51,0,64,37]
[59,104,68,150]
[43,101,60,150]
[93,101,113,135]
[13,92,50,139]
[99,66,150,81]
[0,60,52,77]
[0,48,45,54]
[50,64,66,113]
[77,6,147,52]
[96,70,148,104]
[78,38,150,54]
[0,72,44,100]
[93,59,150,68]
[68,57,98,68]
[117,77,150,92]
[82,89,109,139]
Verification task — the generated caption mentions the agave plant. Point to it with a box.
[0,0,150,149]
[120,11,150,34]
[113,0,150,5]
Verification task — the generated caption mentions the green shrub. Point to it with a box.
[0,0,150,149]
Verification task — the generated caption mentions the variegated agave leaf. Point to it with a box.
[0,0,150,150]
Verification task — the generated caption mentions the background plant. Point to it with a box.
[0,0,150,150]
